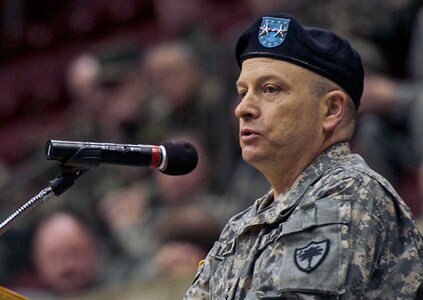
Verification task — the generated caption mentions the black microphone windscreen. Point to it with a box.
[160,141,198,175]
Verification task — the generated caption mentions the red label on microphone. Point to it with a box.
[150,145,161,168]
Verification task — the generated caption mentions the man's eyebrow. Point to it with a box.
[236,74,291,88]
[235,80,244,88]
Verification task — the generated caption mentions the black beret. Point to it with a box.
[235,13,364,108]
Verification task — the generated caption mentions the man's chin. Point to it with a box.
[241,149,261,164]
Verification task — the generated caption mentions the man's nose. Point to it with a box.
[234,94,259,120]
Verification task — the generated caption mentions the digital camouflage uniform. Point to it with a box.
[184,143,423,299]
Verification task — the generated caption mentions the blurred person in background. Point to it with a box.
[64,53,107,141]
[9,209,103,300]
[138,41,233,192]
[64,43,144,143]
[151,0,222,75]
[153,206,222,281]
[95,181,158,282]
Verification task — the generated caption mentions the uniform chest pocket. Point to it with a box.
[255,196,351,297]
[208,240,237,297]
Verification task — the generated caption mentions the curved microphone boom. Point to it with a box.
[45,140,198,175]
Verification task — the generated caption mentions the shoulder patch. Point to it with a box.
[294,239,330,272]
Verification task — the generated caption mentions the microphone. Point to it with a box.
[45,140,198,175]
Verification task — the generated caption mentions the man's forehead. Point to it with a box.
[237,58,313,84]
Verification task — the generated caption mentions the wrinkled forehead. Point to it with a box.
[236,57,316,87]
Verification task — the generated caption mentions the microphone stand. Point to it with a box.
[0,165,88,236]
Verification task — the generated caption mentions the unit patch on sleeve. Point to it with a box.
[294,239,330,273]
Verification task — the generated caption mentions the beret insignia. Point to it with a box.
[258,17,290,48]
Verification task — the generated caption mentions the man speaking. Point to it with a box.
[184,13,423,299]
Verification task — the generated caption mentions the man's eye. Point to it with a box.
[263,85,279,93]
[238,90,247,99]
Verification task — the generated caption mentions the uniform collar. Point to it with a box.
[242,142,352,229]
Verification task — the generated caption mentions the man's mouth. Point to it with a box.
[240,129,259,141]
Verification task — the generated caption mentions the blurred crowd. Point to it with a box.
[0,0,422,299]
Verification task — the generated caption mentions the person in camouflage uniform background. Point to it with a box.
[184,13,423,299]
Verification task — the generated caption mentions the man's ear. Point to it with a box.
[322,90,348,132]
